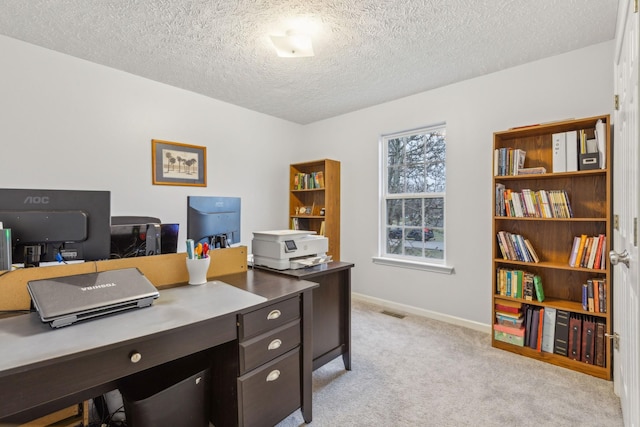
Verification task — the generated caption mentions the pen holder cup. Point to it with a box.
[186,257,210,285]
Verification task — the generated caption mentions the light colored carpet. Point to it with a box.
[277,298,623,427]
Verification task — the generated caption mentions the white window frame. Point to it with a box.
[373,123,454,274]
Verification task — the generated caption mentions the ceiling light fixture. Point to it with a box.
[269,30,314,58]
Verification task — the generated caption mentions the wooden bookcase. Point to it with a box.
[492,115,611,379]
[289,159,340,261]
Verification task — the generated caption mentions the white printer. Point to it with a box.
[252,230,331,270]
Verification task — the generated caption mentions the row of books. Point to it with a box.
[292,171,324,190]
[495,184,573,218]
[494,301,606,367]
[494,148,526,176]
[496,231,540,263]
[496,268,544,301]
[569,234,606,270]
[582,278,607,313]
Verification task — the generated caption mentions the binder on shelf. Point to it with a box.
[552,132,567,173]
[554,309,570,357]
[594,320,606,367]
[581,317,595,365]
[568,314,582,361]
[541,307,557,353]
[595,119,606,169]
[565,130,578,172]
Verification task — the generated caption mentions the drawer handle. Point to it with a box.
[267,309,281,320]
[129,351,142,363]
[266,369,281,382]
[268,339,282,350]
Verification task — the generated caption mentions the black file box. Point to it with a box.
[120,355,211,427]
[579,152,600,170]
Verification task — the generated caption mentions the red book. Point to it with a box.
[536,308,545,351]
[495,303,520,314]
[593,234,605,269]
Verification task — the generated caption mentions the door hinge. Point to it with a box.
[614,214,620,230]
[635,0,638,13]
[635,217,638,246]
[614,94,620,110]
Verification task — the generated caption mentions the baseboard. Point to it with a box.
[352,292,491,334]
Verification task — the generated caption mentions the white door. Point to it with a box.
[612,1,639,426]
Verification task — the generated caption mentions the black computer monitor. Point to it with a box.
[0,188,111,266]
[187,196,241,248]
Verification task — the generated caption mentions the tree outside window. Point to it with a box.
[381,124,446,261]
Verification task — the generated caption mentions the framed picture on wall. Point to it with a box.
[152,139,207,187]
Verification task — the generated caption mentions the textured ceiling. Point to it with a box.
[0,1,619,124]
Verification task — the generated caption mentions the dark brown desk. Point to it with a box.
[0,270,317,426]
[255,261,354,371]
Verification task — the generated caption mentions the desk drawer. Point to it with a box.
[239,320,300,374]
[239,297,299,339]
[237,348,300,427]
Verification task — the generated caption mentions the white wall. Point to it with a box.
[303,41,614,326]
[0,34,614,327]
[0,35,305,250]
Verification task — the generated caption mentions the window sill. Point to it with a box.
[372,257,454,274]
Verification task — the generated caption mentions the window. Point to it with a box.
[378,124,446,266]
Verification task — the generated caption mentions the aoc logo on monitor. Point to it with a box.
[23,196,50,204]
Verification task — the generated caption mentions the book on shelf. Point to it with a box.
[573,235,588,268]
[598,279,607,313]
[581,316,596,365]
[524,239,539,263]
[541,307,557,353]
[523,273,534,301]
[587,280,595,312]
[536,307,545,351]
[526,306,540,350]
[592,234,605,270]
[568,236,581,267]
[533,275,544,302]
[495,298,522,314]
[554,309,570,357]
[568,314,582,361]
[595,320,606,367]
[517,166,547,175]
[495,183,506,216]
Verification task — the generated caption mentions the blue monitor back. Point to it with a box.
[187,196,241,247]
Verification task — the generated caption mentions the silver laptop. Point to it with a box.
[27,268,159,328]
